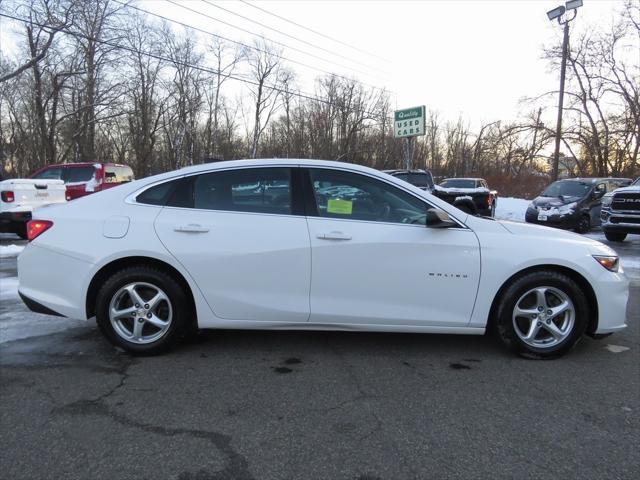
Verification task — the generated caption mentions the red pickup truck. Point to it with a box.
[30,163,134,200]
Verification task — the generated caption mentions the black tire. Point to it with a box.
[454,198,477,216]
[604,231,627,242]
[574,215,590,234]
[493,271,589,359]
[95,265,192,355]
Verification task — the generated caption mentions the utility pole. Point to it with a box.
[403,137,415,170]
[552,22,570,181]
[547,0,582,181]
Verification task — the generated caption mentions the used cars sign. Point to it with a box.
[394,106,426,138]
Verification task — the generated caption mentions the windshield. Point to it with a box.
[440,179,476,188]
[541,181,591,198]
[633,177,640,186]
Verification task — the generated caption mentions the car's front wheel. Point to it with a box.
[95,266,191,354]
[494,271,589,359]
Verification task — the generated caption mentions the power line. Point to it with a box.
[201,0,388,75]
[0,11,387,122]
[163,0,389,83]
[1,12,480,140]
[238,0,391,64]
[110,0,392,95]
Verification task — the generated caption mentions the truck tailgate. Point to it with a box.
[0,179,67,212]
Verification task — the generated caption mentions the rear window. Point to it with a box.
[440,179,476,188]
[65,167,96,183]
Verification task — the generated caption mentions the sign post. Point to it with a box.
[394,105,426,170]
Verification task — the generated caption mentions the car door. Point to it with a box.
[304,168,481,327]
[153,167,311,323]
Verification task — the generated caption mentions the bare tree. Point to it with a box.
[0,0,74,83]
[247,38,284,159]
[204,37,245,158]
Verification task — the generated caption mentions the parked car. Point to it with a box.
[525,177,631,233]
[601,177,640,242]
[0,178,66,238]
[18,159,628,358]
[382,169,434,191]
[383,170,497,216]
[434,178,498,217]
[30,163,134,200]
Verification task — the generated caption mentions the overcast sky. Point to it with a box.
[140,0,626,128]
[0,0,628,128]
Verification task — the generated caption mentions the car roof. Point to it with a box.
[442,178,481,181]
[381,169,431,174]
[557,177,629,183]
[40,162,129,168]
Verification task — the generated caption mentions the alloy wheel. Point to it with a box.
[512,286,575,349]
[108,282,173,344]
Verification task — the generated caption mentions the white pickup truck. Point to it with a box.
[0,179,67,238]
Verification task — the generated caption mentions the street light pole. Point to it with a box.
[547,0,582,181]
[552,21,570,181]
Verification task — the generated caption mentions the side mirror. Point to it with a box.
[593,189,605,199]
[426,208,458,229]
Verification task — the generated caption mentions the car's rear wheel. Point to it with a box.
[95,266,190,354]
[604,231,627,242]
[574,215,590,234]
[494,271,589,359]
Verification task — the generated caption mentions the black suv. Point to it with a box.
[525,177,631,233]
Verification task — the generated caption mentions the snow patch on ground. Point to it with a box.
[495,197,529,222]
[0,311,86,344]
[0,277,19,298]
[0,244,24,257]
[0,273,85,344]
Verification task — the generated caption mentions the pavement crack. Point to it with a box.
[52,355,254,480]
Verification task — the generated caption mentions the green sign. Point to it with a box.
[394,105,426,138]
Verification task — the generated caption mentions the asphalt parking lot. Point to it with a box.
[1,233,639,480]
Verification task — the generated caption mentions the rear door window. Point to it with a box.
[193,168,292,215]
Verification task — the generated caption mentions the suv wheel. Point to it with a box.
[95,266,191,354]
[604,231,627,242]
[494,271,589,359]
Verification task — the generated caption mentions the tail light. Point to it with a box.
[26,220,53,241]
[485,194,492,207]
[1,190,15,202]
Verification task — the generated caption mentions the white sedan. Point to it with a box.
[18,160,629,358]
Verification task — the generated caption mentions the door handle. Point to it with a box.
[317,231,352,240]
[174,224,210,233]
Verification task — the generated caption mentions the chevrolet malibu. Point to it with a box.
[18,160,629,358]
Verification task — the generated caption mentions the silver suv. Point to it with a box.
[601,177,640,242]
